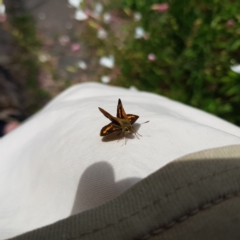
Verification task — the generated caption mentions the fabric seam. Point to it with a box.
[70,165,240,239]
[136,191,240,240]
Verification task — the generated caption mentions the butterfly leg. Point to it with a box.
[136,132,142,137]
[124,135,128,145]
[117,131,123,143]
[134,133,140,140]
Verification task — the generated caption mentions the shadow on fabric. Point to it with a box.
[71,161,141,215]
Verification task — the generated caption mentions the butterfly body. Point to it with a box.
[98,99,139,137]
[117,118,136,135]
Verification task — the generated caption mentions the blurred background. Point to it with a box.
[1,0,240,125]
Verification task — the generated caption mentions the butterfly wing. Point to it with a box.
[127,114,139,124]
[99,107,120,126]
[117,99,128,119]
[100,123,121,136]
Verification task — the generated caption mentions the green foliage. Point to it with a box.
[6,0,240,124]
[85,0,240,124]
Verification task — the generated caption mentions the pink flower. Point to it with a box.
[71,43,80,52]
[4,122,20,135]
[84,9,99,20]
[226,19,234,28]
[151,3,169,12]
[0,14,6,22]
[148,53,156,61]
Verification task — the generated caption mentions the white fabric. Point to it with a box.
[1,82,240,239]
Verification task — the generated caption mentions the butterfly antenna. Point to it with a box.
[139,120,150,125]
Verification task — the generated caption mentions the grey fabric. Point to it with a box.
[150,196,240,240]
[10,145,240,240]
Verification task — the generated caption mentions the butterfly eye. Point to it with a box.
[126,128,129,131]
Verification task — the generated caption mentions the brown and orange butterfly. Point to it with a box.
[99,99,148,142]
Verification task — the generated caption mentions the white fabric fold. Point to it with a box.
[1,82,240,239]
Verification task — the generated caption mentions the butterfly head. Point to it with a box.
[123,126,136,135]
[120,119,136,135]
